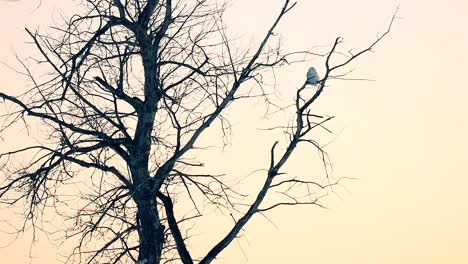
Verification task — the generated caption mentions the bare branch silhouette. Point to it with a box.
[0,1,396,263]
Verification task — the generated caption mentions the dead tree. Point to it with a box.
[0,0,395,263]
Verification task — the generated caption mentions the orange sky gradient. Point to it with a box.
[0,0,467,263]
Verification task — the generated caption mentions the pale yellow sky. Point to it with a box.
[0,0,467,263]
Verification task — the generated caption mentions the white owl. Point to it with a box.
[306,67,319,85]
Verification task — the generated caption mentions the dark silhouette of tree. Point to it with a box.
[0,1,396,263]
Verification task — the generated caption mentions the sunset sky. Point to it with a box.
[0,0,467,263]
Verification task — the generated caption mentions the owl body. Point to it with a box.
[306,67,319,85]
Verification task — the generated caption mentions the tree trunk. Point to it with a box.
[136,198,165,264]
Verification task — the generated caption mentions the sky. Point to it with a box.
[0,0,467,263]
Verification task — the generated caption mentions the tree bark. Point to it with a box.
[136,197,165,264]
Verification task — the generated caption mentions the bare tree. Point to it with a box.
[0,0,396,263]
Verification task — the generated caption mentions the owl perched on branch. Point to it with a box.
[306,67,319,85]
